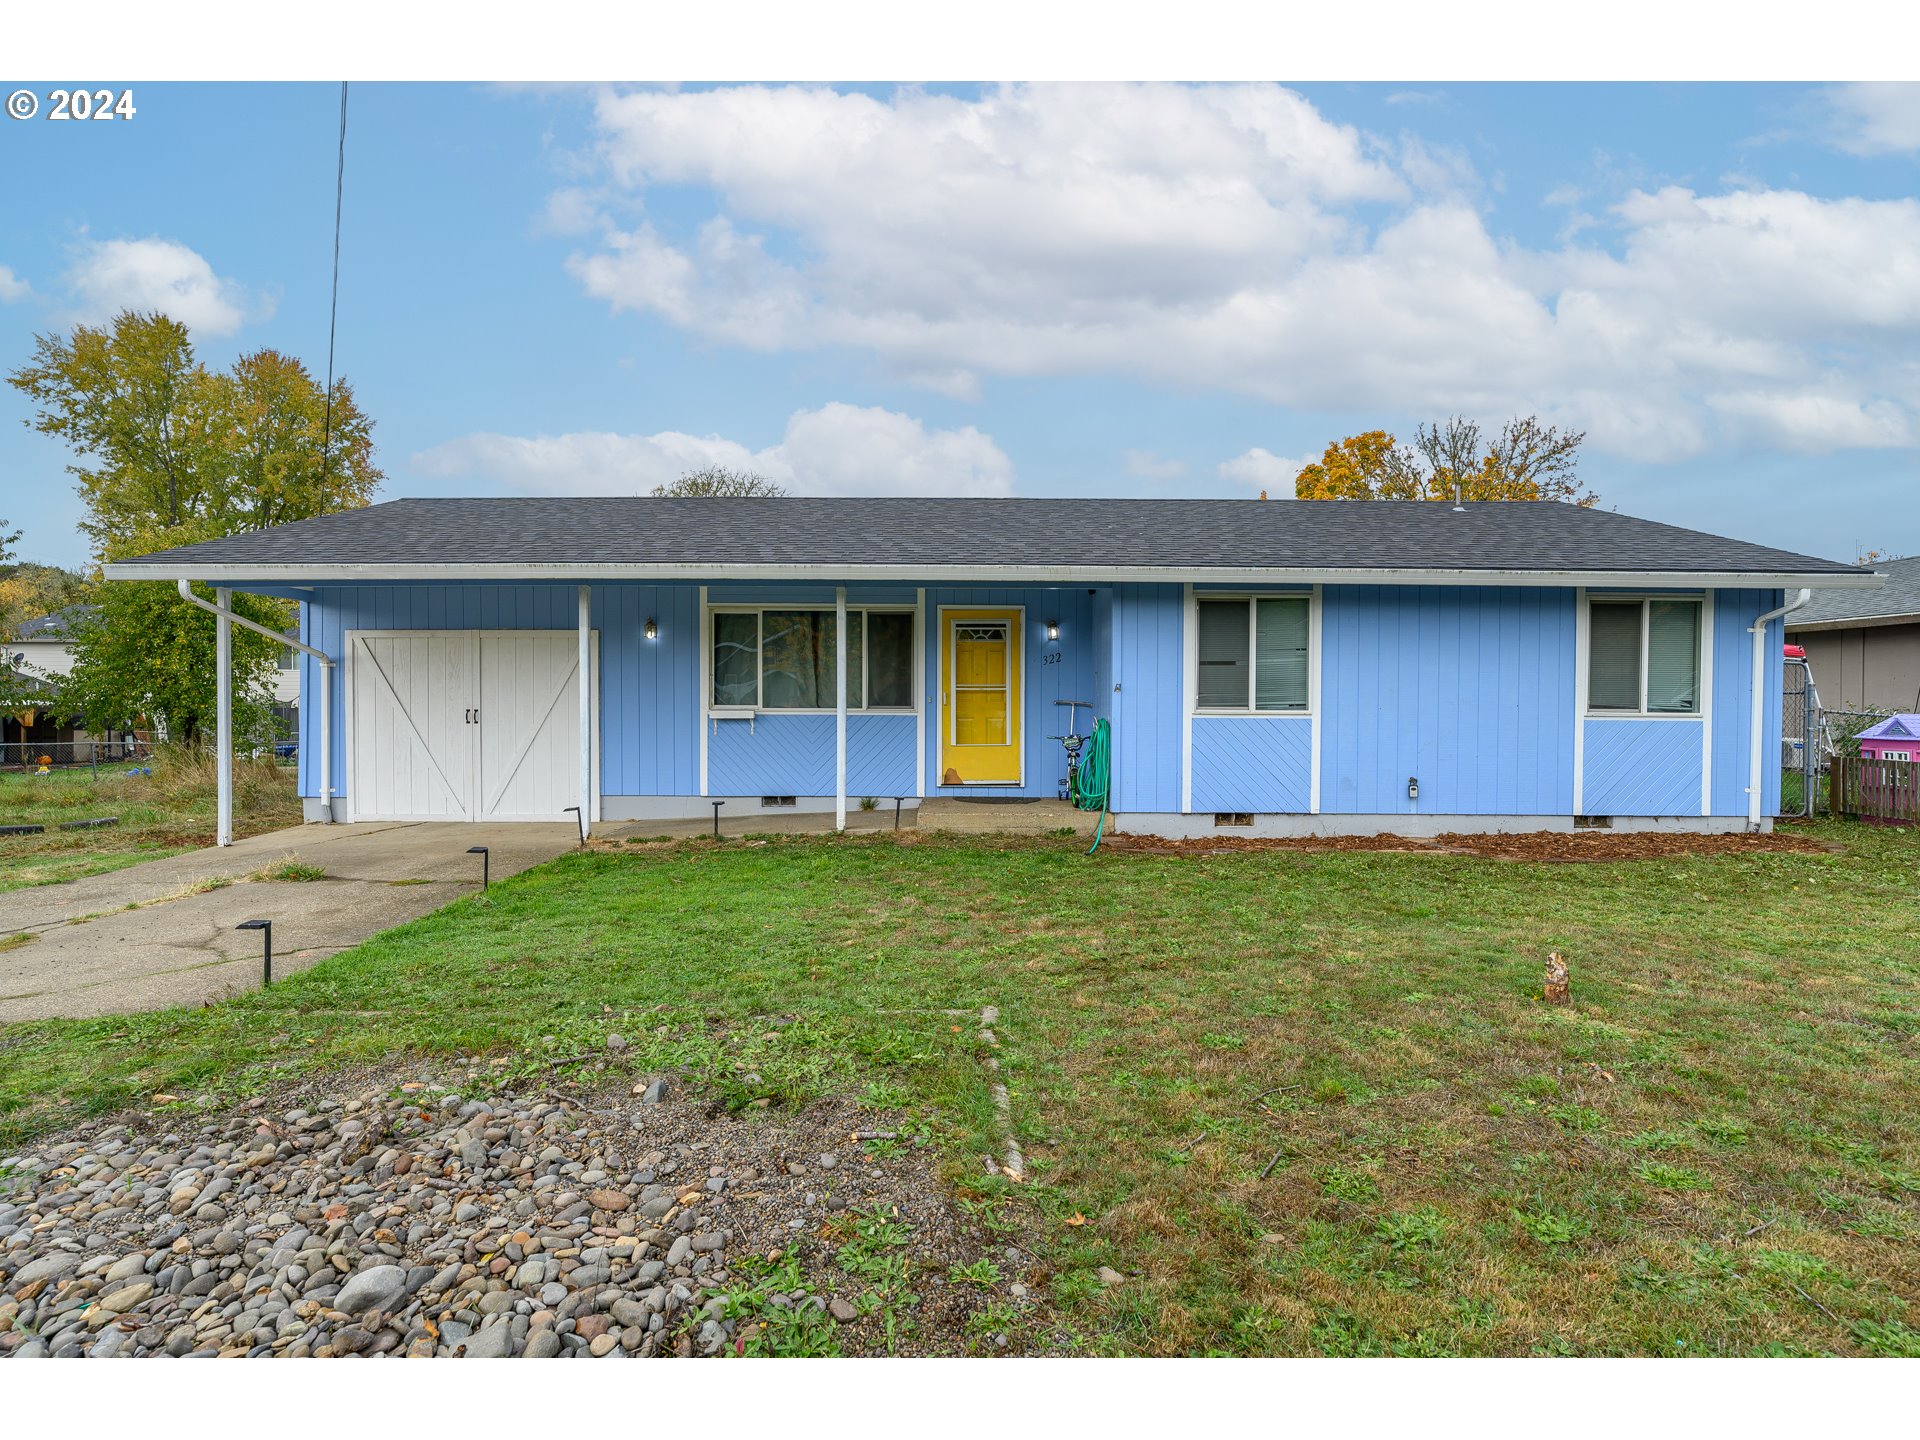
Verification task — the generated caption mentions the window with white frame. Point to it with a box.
[1587,597,1702,715]
[710,608,915,711]
[1194,596,1310,711]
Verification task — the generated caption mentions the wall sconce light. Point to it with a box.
[1407,776,1419,801]
[1045,619,1060,641]
[644,617,658,640]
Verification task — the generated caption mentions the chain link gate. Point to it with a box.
[1780,657,1817,817]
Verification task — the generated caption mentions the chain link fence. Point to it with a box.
[0,738,156,773]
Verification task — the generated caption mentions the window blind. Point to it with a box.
[1196,600,1251,708]
[1588,602,1642,710]
[1253,597,1309,710]
[1646,600,1701,713]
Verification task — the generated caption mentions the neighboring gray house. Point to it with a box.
[1789,555,1920,713]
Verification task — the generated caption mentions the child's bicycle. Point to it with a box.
[1048,699,1094,803]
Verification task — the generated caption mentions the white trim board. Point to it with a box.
[1573,586,1587,816]
[1700,590,1715,817]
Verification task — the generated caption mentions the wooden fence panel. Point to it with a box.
[1828,756,1920,822]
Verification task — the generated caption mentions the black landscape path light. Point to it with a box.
[467,845,489,891]
[236,918,272,988]
[710,800,725,839]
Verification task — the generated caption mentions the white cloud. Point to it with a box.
[63,237,263,336]
[559,82,1920,462]
[1123,449,1187,479]
[1824,82,1920,155]
[412,402,1014,497]
[0,265,30,303]
[1217,448,1308,492]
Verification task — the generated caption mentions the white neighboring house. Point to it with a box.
[4,604,300,757]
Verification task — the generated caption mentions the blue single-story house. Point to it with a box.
[104,496,1880,844]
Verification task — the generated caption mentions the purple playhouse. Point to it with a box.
[1858,714,1919,763]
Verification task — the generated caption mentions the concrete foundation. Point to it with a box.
[1110,812,1769,839]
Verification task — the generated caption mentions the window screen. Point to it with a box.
[712,609,914,710]
[867,611,914,707]
[1646,601,1701,713]
[711,612,760,706]
[1196,600,1251,708]
[1253,597,1309,710]
[1587,603,1642,711]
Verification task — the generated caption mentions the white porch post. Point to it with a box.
[318,657,332,822]
[578,584,592,840]
[835,585,848,830]
[215,587,233,847]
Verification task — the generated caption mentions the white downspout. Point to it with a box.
[177,580,336,827]
[215,588,232,847]
[835,585,848,831]
[578,584,592,841]
[1747,588,1811,831]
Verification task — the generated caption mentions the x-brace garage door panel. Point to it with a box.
[348,633,476,820]
[478,631,599,820]
[346,630,598,823]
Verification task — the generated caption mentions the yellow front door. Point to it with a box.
[940,610,1022,786]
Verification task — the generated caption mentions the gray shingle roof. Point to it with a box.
[1789,553,1920,627]
[13,604,98,639]
[103,496,1871,582]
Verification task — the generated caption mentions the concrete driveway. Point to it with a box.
[0,822,581,1022]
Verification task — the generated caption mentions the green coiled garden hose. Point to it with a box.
[1071,717,1111,853]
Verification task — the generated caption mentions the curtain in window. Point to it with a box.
[1646,600,1701,713]
[761,610,843,709]
[711,612,759,706]
[1197,600,1251,708]
[867,612,914,707]
[1588,603,1642,710]
[1253,597,1309,710]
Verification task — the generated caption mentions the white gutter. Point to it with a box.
[110,561,1889,590]
[1747,588,1811,831]
[176,579,335,829]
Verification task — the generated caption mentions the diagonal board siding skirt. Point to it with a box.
[1582,718,1705,817]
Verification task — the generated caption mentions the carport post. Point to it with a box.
[216,587,233,848]
[578,585,592,840]
[835,585,847,831]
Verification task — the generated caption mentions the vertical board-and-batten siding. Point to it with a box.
[299,579,1789,821]
[1318,585,1576,815]
[1107,583,1184,813]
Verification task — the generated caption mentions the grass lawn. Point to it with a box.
[2,821,1916,1356]
[0,752,299,891]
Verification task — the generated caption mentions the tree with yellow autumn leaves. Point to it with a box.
[1293,416,1597,506]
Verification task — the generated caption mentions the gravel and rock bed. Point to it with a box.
[1103,829,1841,862]
[0,1074,1036,1358]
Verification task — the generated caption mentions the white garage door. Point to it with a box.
[347,630,597,822]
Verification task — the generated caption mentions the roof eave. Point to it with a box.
[101,560,1885,588]
[1786,610,1920,633]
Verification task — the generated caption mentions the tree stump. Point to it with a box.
[1543,951,1570,1005]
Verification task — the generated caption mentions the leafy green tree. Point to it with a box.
[60,524,287,743]
[652,465,786,497]
[7,309,383,740]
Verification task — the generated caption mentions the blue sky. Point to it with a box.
[2,80,1917,572]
